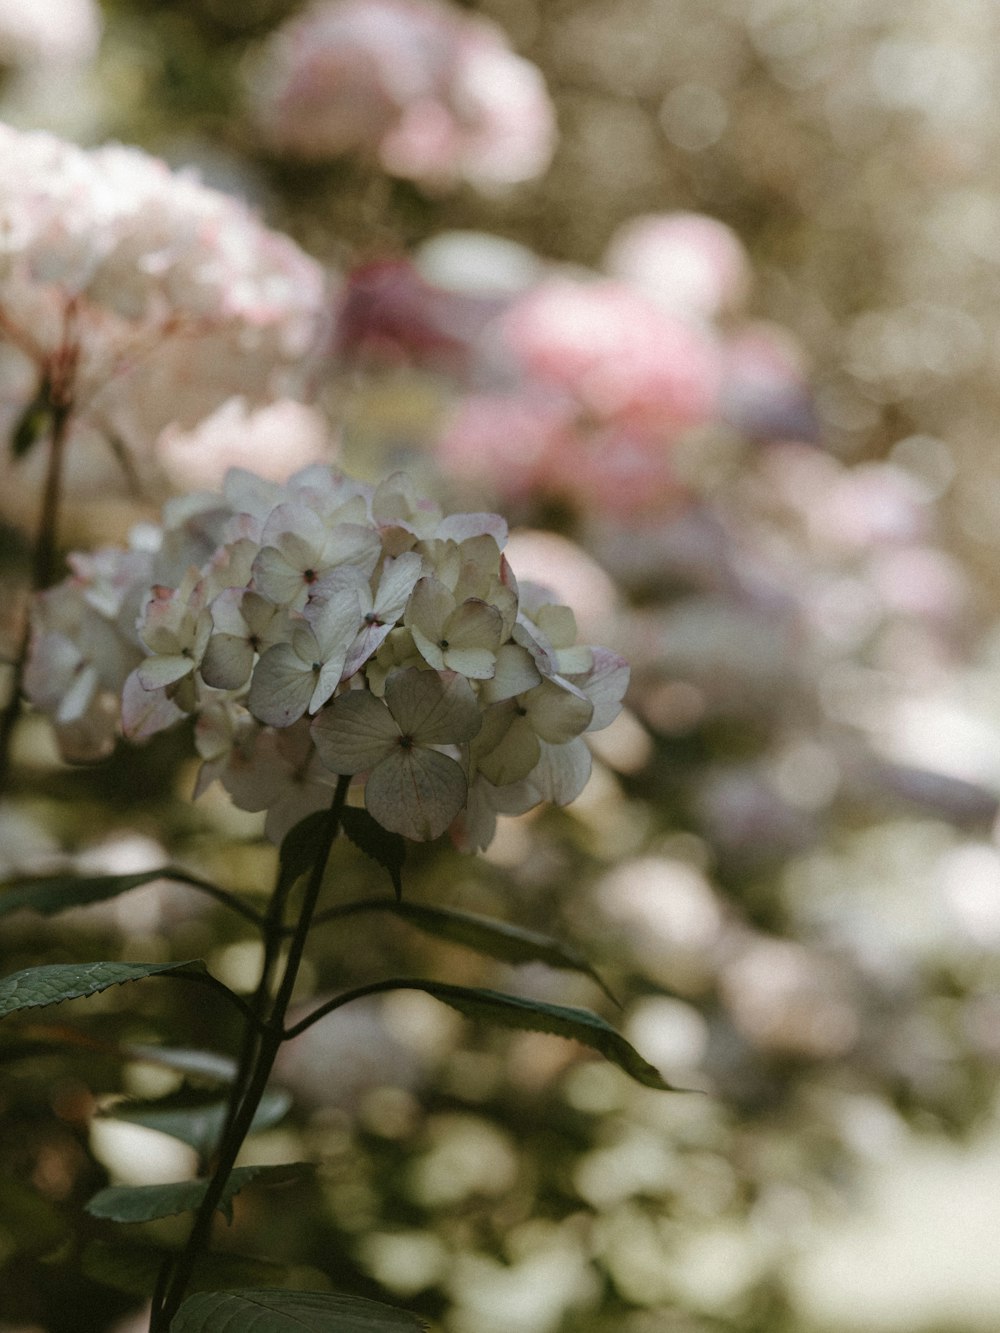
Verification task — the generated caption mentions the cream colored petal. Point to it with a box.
[365,746,468,841]
[311,689,401,773]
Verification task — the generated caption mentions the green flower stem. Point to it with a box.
[150,775,351,1332]
[0,393,73,793]
[213,852,308,1155]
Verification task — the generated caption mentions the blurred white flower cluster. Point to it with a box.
[0,0,100,70]
[247,0,556,192]
[0,124,328,457]
[27,465,628,846]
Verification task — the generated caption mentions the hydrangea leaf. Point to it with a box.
[104,1087,292,1157]
[0,868,226,920]
[85,1162,309,1224]
[171,1289,428,1332]
[340,807,405,899]
[386,903,618,1004]
[11,386,53,460]
[0,960,218,1020]
[386,981,679,1091]
[81,1239,289,1299]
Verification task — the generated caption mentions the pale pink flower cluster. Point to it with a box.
[26,465,628,847]
[0,0,101,70]
[157,397,335,493]
[247,0,556,192]
[335,217,815,515]
[0,125,328,457]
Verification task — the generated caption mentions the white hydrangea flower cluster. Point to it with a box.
[26,466,629,847]
[0,125,327,452]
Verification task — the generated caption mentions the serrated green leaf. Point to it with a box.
[86,1163,310,1225]
[0,868,259,925]
[393,982,679,1091]
[387,902,617,1004]
[340,808,405,900]
[81,1239,290,1299]
[278,811,329,888]
[171,1289,428,1332]
[106,1087,292,1157]
[0,870,174,918]
[0,960,216,1020]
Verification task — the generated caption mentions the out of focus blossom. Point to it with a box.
[500,278,721,431]
[339,215,816,517]
[0,0,100,70]
[247,0,557,192]
[157,397,335,492]
[603,212,750,321]
[0,125,327,473]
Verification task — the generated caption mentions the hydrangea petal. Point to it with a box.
[248,642,318,727]
[365,745,468,840]
[442,599,502,677]
[573,648,631,731]
[524,677,594,743]
[479,643,541,703]
[121,670,186,741]
[137,654,195,689]
[477,715,540,786]
[385,668,481,744]
[201,633,255,690]
[311,690,402,773]
[529,736,592,805]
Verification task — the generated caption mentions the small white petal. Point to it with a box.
[479,643,541,703]
[524,677,593,743]
[248,643,316,727]
[137,655,194,689]
[529,737,592,805]
[201,633,254,690]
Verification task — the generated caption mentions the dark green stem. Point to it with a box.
[150,776,351,1331]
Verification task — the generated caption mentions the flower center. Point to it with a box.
[398,735,414,751]
[303,568,317,584]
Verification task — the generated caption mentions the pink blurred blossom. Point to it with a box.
[501,277,722,432]
[249,0,556,193]
[604,211,750,320]
[335,257,503,371]
[157,397,336,493]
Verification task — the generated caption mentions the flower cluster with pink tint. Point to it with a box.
[336,217,816,515]
[0,125,328,455]
[26,465,628,848]
[247,0,556,192]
